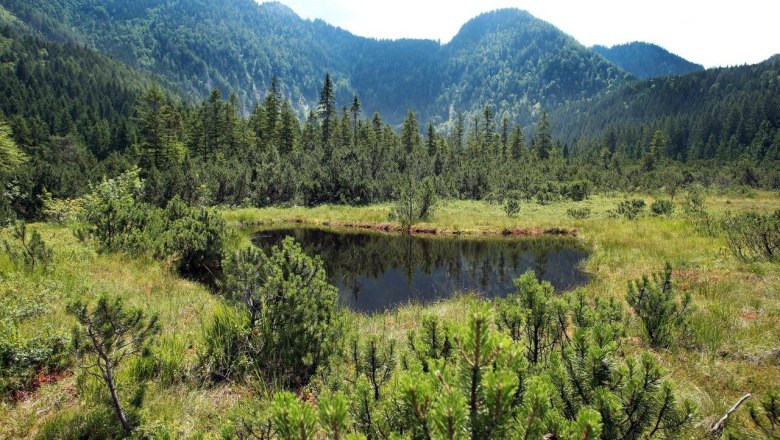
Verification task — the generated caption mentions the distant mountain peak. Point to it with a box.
[258,1,299,17]
[592,41,703,79]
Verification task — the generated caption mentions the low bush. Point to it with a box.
[503,195,520,217]
[0,289,69,396]
[626,262,692,349]
[566,207,591,219]
[278,291,692,439]
[75,170,227,283]
[2,221,53,271]
[565,180,590,201]
[616,199,646,220]
[651,199,674,216]
[721,210,780,261]
[216,238,340,387]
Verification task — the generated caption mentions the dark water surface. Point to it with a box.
[252,225,589,313]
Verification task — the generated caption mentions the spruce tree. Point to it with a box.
[318,73,336,147]
[137,84,174,170]
[509,125,525,160]
[533,112,553,160]
[350,94,361,149]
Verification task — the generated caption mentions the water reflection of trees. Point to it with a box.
[252,227,588,296]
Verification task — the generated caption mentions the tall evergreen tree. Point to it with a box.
[510,125,525,160]
[263,76,281,148]
[401,109,420,155]
[350,94,361,149]
[318,73,336,147]
[426,122,437,157]
[500,116,510,159]
[533,112,553,160]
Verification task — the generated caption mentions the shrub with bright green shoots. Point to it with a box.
[272,391,318,440]
[318,391,351,440]
[626,262,692,349]
[406,314,452,372]
[498,271,567,364]
[220,237,339,387]
[350,334,396,401]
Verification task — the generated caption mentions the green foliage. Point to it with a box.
[76,168,147,252]
[392,176,438,231]
[350,335,396,401]
[749,389,780,439]
[556,57,780,163]
[76,170,227,281]
[503,196,520,217]
[158,197,227,281]
[626,262,692,349]
[0,119,27,175]
[322,284,691,439]
[566,207,591,219]
[200,303,250,382]
[318,391,352,440]
[498,271,566,364]
[272,391,318,440]
[616,199,646,220]
[406,314,453,372]
[2,221,53,270]
[650,199,674,216]
[565,180,590,201]
[67,294,160,432]
[219,237,339,386]
[721,210,780,261]
[0,291,69,396]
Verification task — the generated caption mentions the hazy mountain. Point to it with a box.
[0,0,628,124]
[592,42,704,79]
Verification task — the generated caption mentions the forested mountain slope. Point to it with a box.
[592,42,703,79]
[554,56,780,162]
[0,0,628,125]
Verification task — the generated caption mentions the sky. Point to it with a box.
[264,0,780,68]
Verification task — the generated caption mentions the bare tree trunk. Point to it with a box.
[103,357,133,433]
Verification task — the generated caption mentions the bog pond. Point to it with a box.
[252,225,589,313]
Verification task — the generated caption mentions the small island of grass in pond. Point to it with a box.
[252,225,589,313]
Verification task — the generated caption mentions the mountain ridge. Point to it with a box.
[592,41,704,79]
[0,0,629,125]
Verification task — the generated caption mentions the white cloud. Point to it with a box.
[264,0,780,68]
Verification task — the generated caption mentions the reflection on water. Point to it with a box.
[252,225,589,313]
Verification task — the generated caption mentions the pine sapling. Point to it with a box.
[67,294,159,433]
